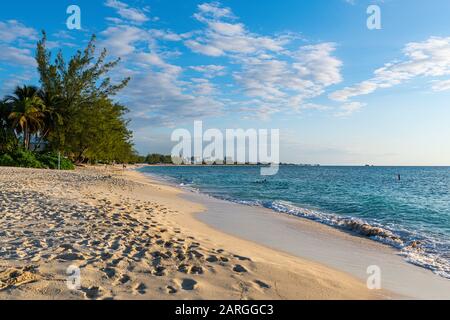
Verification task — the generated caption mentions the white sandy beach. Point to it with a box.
[0,166,392,300]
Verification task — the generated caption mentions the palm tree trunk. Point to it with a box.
[24,125,29,150]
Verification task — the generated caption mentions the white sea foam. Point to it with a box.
[232,198,450,279]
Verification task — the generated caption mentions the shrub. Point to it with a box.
[0,150,74,170]
[37,152,75,170]
[11,149,43,168]
[0,153,15,166]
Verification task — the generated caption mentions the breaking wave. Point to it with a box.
[231,199,450,279]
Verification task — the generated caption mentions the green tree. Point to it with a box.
[34,90,63,150]
[35,31,132,163]
[0,99,16,152]
[5,85,46,150]
[145,153,173,164]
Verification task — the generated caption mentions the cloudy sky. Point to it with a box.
[1,0,450,165]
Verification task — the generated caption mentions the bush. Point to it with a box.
[37,152,75,170]
[0,150,74,170]
[11,149,43,168]
[0,153,15,166]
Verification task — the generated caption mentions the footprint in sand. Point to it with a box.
[189,266,204,275]
[233,255,252,261]
[164,241,174,249]
[178,264,189,274]
[152,266,166,277]
[233,265,248,273]
[166,285,178,294]
[56,252,85,261]
[180,279,197,291]
[116,274,131,285]
[134,283,147,294]
[101,267,116,279]
[175,250,186,261]
[206,255,219,263]
[82,286,103,300]
[254,280,271,289]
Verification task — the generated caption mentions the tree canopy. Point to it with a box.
[0,31,140,165]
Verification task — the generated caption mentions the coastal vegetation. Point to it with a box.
[144,153,173,165]
[0,32,139,169]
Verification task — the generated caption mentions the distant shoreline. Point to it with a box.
[140,163,450,168]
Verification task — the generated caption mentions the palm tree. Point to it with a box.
[0,99,14,151]
[35,90,64,150]
[6,86,46,150]
[0,99,11,127]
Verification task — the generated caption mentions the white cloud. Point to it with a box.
[190,78,216,95]
[100,25,148,56]
[134,52,182,75]
[299,103,332,111]
[185,3,287,57]
[149,29,187,42]
[197,2,235,19]
[0,20,37,43]
[330,36,450,101]
[208,21,245,36]
[335,102,366,117]
[183,3,343,117]
[121,70,223,126]
[0,20,39,98]
[0,45,36,67]
[97,4,225,126]
[0,20,37,67]
[184,39,224,56]
[234,43,342,110]
[190,64,226,78]
[293,43,343,87]
[105,0,149,24]
[52,30,75,40]
[0,71,34,97]
[431,79,450,92]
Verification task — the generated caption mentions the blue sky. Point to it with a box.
[1,0,450,165]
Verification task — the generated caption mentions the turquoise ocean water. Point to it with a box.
[139,165,450,279]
